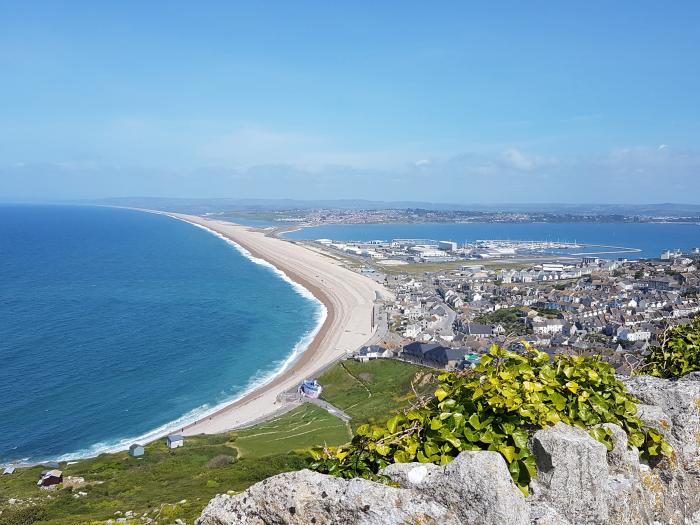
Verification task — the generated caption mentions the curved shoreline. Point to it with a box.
[179,217,329,381]
[151,211,388,436]
[6,209,364,467]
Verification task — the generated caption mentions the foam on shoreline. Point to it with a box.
[7,215,328,467]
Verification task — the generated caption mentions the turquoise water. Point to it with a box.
[0,205,322,464]
[284,222,700,259]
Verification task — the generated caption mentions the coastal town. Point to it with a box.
[209,204,700,227]
[328,238,700,374]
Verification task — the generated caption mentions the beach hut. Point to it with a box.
[299,379,323,399]
[37,469,63,488]
[166,435,184,449]
[3,466,15,475]
[129,443,145,457]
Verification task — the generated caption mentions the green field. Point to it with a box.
[0,359,432,525]
[235,404,351,457]
[379,259,529,275]
[0,434,308,525]
[319,359,436,429]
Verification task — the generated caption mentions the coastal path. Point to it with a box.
[302,397,351,422]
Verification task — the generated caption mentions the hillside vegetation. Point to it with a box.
[642,317,700,378]
[0,360,430,525]
[311,345,671,494]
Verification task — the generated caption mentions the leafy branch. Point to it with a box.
[311,344,672,494]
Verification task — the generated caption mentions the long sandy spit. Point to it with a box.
[156,212,389,435]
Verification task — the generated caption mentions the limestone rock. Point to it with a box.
[196,374,700,525]
[622,374,700,470]
[528,502,571,525]
[529,423,609,525]
[195,469,460,525]
[599,423,640,476]
[382,451,529,525]
[380,461,440,487]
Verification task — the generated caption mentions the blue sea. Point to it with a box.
[0,205,322,464]
[284,222,700,259]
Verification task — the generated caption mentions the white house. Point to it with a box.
[166,435,184,449]
[532,319,565,335]
[617,328,651,342]
[354,345,390,362]
[403,324,421,338]
[404,306,423,321]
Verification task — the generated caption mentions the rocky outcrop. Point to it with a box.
[381,451,529,525]
[622,372,700,470]
[195,452,525,525]
[195,469,461,524]
[529,423,610,524]
[196,374,700,525]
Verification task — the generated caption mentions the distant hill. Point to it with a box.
[80,197,700,217]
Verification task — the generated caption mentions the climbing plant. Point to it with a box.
[311,345,671,494]
[642,318,700,379]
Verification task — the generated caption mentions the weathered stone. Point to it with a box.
[623,374,700,524]
[196,375,700,525]
[681,371,700,382]
[195,469,460,525]
[527,502,571,525]
[382,451,529,525]
[623,374,700,470]
[380,461,441,487]
[599,423,640,476]
[606,468,654,525]
[635,403,671,435]
[529,422,609,525]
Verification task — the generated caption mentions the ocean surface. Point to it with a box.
[0,205,322,464]
[284,222,700,259]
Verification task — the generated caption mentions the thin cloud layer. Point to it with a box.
[2,145,698,203]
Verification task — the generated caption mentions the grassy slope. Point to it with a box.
[319,359,436,430]
[0,360,431,525]
[235,404,351,457]
[0,434,309,525]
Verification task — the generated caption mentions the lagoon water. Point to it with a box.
[0,205,320,464]
[285,222,700,259]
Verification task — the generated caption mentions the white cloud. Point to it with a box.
[501,148,537,171]
[2,143,699,204]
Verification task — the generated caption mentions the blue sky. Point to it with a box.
[1,1,699,203]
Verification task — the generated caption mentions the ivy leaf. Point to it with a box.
[468,413,482,430]
[386,415,402,434]
[424,441,439,457]
[356,424,370,437]
[393,450,411,463]
[430,418,443,430]
[376,444,391,456]
[498,445,516,463]
[435,388,449,402]
[549,391,567,411]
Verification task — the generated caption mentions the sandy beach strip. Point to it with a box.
[154,212,389,435]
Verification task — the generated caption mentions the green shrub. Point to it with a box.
[311,345,671,494]
[205,454,235,468]
[642,318,700,378]
[0,505,48,525]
